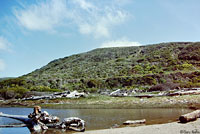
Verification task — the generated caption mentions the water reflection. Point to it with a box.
[30,129,75,134]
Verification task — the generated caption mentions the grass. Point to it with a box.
[2,94,200,109]
[38,94,200,109]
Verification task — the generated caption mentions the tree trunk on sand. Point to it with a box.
[123,119,146,125]
[179,110,200,123]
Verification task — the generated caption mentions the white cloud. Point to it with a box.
[0,59,5,71]
[0,36,12,71]
[14,0,68,32]
[101,38,141,48]
[74,1,129,38]
[73,0,96,11]
[14,0,129,38]
[0,36,11,51]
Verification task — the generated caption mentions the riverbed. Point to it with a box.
[0,107,193,134]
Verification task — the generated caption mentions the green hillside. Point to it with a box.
[1,42,200,99]
[24,42,200,90]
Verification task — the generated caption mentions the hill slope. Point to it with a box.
[1,41,200,100]
[20,42,200,92]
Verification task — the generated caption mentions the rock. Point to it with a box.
[131,90,137,94]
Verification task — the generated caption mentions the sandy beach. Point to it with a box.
[76,119,200,134]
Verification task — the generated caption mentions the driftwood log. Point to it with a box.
[133,94,161,98]
[47,117,85,132]
[123,119,146,125]
[0,106,85,132]
[0,111,59,131]
[179,110,200,123]
[168,90,200,96]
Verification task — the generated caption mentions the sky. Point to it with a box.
[0,0,200,77]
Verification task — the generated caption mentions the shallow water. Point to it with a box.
[0,107,193,134]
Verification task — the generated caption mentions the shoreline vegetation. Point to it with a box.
[1,94,200,109]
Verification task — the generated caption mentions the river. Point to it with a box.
[0,107,193,134]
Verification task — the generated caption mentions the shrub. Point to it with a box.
[0,78,27,88]
[87,88,98,93]
[30,86,62,92]
[133,65,144,74]
[87,79,98,88]
[0,86,29,99]
[149,82,180,92]
[145,76,157,85]
[180,82,200,88]
[178,43,200,61]
[115,58,125,62]
[192,76,200,83]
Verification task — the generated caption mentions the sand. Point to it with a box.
[76,119,200,134]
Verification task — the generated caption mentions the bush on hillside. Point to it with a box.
[0,86,29,99]
[148,82,180,92]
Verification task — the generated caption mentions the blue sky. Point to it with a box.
[0,0,200,77]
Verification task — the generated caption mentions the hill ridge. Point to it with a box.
[19,42,200,91]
